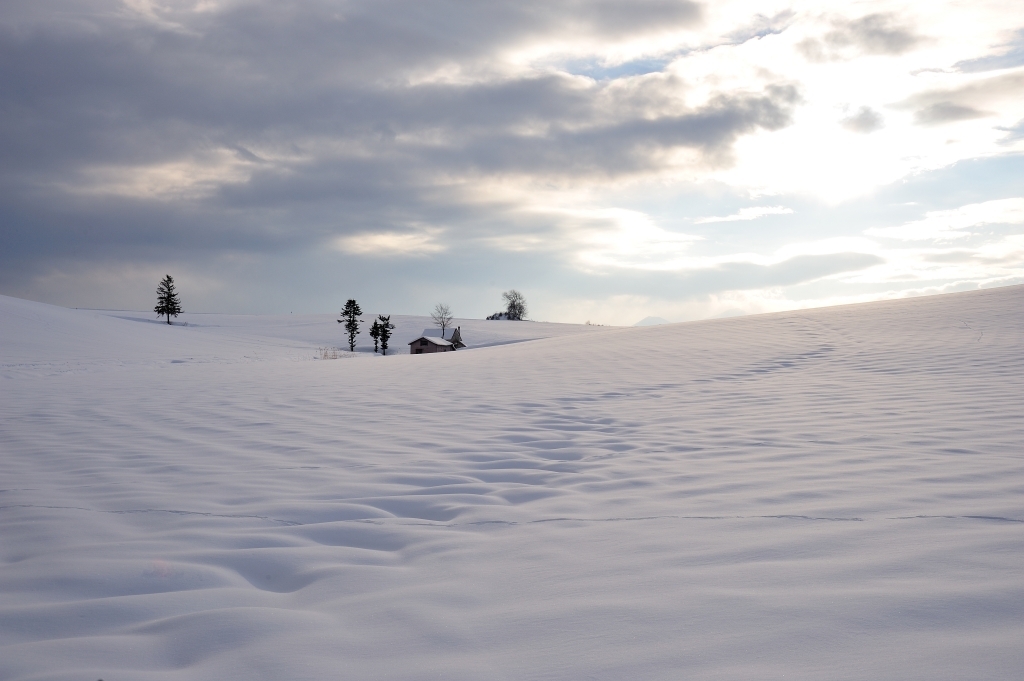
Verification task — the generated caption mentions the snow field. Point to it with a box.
[1,286,1023,680]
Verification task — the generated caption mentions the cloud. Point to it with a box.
[1,0,1023,322]
[799,13,924,62]
[997,118,1024,144]
[695,206,792,223]
[662,252,884,294]
[554,0,703,38]
[60,153,256,199]
[835,13,923,55]
[841,106,883,133]
[865,198,1024,241]
[568,208,701,270]
[954,29,1024,73]
[333,230,446,257]
[913,102,990,126]
[898,71,1024,127]
[0,0,798,278]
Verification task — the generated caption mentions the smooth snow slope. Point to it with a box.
[0,298,609,377]
[1,287,1023,680]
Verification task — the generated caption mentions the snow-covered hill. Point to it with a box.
[0,299,612,376]
[2,287,1023,680]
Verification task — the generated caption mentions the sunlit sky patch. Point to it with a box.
[1,0,1022,324]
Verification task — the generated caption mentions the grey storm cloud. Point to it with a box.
[0,0,799,278]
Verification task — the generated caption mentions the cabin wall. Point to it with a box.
[409,340,453,354]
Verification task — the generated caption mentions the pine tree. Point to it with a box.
[154,274,182,324]
[337,299,362,352]
[369,319,382,353]
[377,314,395,355]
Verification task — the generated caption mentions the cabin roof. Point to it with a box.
[408,335,454,346]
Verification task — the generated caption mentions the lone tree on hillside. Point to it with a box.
[377,314,395,355]
[369,318,382,353]
[431,303,454,337]
[337,299,362,352]
[502,289,527,320]
[154,274,182,324]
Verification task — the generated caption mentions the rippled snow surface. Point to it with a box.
[2,287,1023,680]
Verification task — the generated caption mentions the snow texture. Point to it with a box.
[1,286,1023,680]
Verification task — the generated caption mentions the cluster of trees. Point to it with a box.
[368,315,395,353]
[337,291,525,355]
[486,289,527,320]
[155,277,529,353]
[338,299,396,354]
[337,300,459,354]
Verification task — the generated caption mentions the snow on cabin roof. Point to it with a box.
[408,335,454,346]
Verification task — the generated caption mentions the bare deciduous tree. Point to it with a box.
[431,303,454,337]
[502,289,527,320]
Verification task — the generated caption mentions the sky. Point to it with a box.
[1,0,1022,325]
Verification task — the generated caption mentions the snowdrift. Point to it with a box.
[1,287,1023,680]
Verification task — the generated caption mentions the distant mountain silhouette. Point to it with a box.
[633,316,669,326]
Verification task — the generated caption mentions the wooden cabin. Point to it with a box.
[409,336,455,354]
[415,326,466,351]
